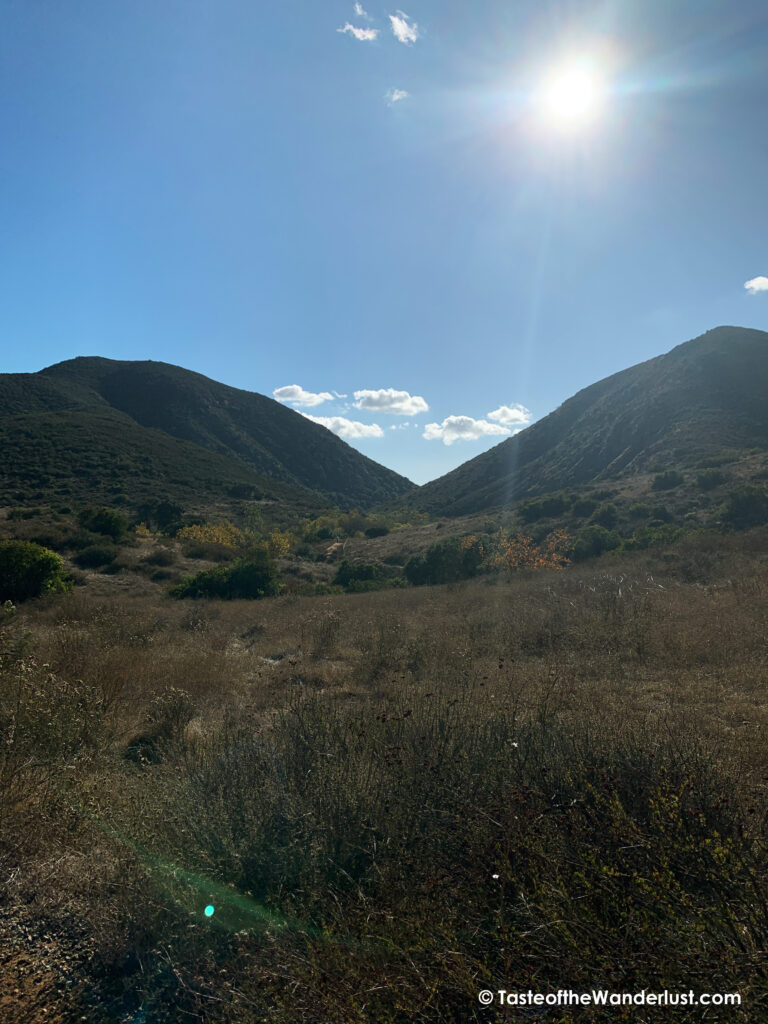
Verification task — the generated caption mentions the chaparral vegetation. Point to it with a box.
[1,506,767,1022]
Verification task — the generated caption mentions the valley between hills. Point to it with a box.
[1,326,768,1022]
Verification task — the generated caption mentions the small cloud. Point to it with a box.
[332,390,348,399]
[273,384,333,408]
[744,275,768,294]
[388,421,411,430]
[337,22,379,40]
[353,2,370,17]
[487,403,532,428]
[385,87,410,105]
[389,10,419,45]
[303,414,384,439]
[423,415,511,446]
[354,387,428,415]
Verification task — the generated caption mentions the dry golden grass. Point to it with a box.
[1,527,768,1021]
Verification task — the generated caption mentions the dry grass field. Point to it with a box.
[1,528,768,1021]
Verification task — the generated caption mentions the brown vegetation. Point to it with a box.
[1,529,768,1021]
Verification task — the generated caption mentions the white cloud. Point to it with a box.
[389,11,419,44]
[337,22,379,40]
[273,384,333,408]
[353,387,428,415]
[487,403,532,428]
[744,276,768,294]
[385,87,410,104]
[354,2,370,17]
[303,414,384,439]
[332,390,348,399]
[423,415,511,446]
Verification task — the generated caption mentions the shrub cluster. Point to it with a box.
[652,470,685,491]
[78,506,129,541]
[405,535,485,586]
[170,549,281,600]
[0,540,72,602]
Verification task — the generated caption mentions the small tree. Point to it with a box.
[0,540,72,602]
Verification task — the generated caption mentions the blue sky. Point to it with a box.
[2,0,768,484]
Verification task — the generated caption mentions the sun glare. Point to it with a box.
[538,59,607,130]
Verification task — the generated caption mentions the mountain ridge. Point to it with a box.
[0,356,414,509]
[405,326,768,516]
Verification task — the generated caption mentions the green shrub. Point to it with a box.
[78,507,129,541]
[572,497,598,517]
[651,504,675,523]
[170,550,281,600]
[652,470,684,491]
[722,484,768,530]
[7,507,44,521]
[135,499,185,533]
[75,544,119,569]
[518,493,570,523]
[629,502,652,519]
[333,560,385,590]
[572,525,622,561]
[591,503,618,528]
[697,468,726,491]
[0,540,72,602]
[364,526,390,538]
[622,523,684,551]
[405,536,484,586]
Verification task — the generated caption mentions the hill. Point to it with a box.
[407,326,768,516]
[0,357,413,509]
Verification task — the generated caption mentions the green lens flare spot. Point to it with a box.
[204,904,215,918]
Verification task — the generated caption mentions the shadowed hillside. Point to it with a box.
[407,326,768,516]
[0,357,414,508]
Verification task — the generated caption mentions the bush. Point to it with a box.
[572,525,622,561]
[142,548,177,567]
[518,493,570,523]
[170,550,281,600]
[722,484,768,530]
[364,526,390,538]
[628,502,652,519]
[572,497,598,517]
[78,507,129,541]
[697,468,726,491]
[651,504,675,523]
[622,524,684,551]
[0,540,72,601]
[74,544,119,568]
[652,470,684,491]
[333,560,386,591]
[591,503,618,529]
[135,500,185,533]
[405,536,484,586]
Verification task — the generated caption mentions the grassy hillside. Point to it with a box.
[407,326,768,516]
[0,357,414,509]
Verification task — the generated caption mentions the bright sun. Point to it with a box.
[538,59,607,130]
